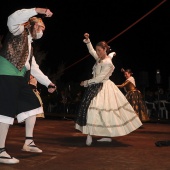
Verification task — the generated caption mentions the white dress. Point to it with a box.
[75,40,142,137]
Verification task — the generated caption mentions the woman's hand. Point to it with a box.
[80,80,88,87]
[84,33,89,40]
[121,68,125,73]
[80,81,84,86]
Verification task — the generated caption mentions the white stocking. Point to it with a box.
[86,135,92,146]
[0,123,10,157]
[25,115,36,145]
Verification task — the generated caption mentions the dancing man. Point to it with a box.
[0,7,56,164]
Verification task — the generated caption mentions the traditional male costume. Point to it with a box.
[0,8,53,164]
[0,8,51,124]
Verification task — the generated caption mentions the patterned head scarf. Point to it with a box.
[29,17,45,30]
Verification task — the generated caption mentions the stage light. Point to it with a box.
[156,69,161,84]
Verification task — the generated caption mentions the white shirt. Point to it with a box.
[127,76,136,87]
[83,40,115,86]
[7,8,51,87]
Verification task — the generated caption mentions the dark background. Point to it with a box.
[0,0,169,91]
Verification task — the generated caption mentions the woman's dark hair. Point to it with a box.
[96,41,111,54]
[121,68,133,76]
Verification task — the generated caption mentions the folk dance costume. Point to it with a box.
[117,76,150,122]
[29,75,45,118]
[0,8,55,164]
[75,38,142,146]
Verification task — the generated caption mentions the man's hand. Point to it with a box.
[48,83,57,93]
[35,8,53,17]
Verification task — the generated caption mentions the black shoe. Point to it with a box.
[155,140,170,147]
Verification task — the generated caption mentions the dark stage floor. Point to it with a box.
[1,114,170,170]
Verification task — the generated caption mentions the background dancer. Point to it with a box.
[117,68,150,122]
[29,74,45,118]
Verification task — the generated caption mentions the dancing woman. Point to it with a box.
[75,33,142,146]
[117,68,150,122]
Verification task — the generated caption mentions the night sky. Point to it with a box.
[0,0,169,90]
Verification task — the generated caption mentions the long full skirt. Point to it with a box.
[75,80,142,137]
[126,90,150,122]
